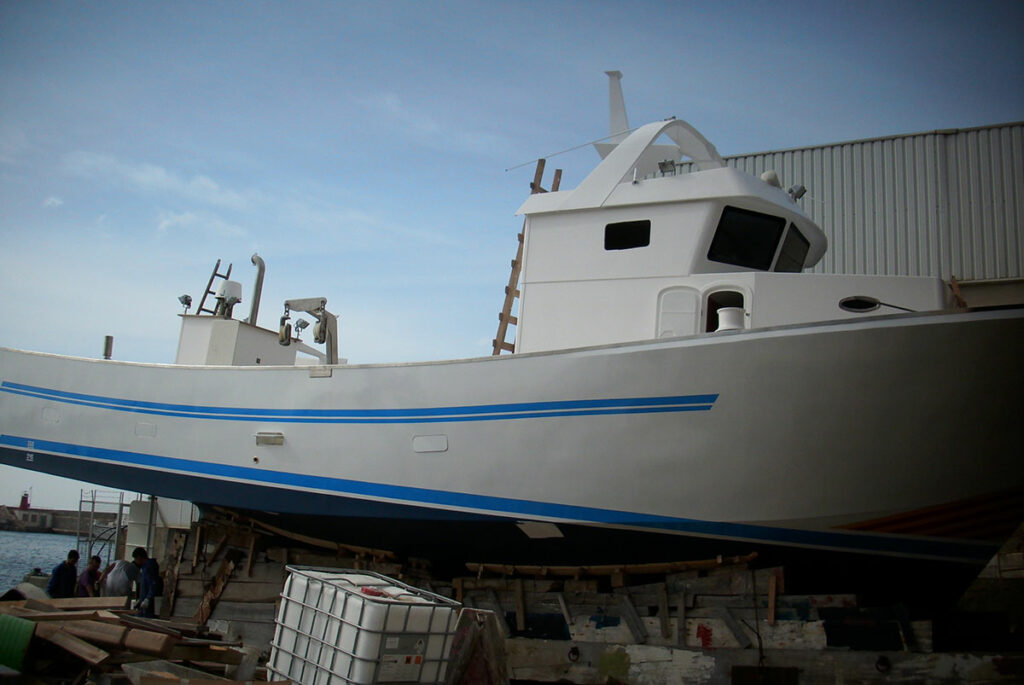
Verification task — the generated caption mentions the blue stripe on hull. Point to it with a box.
[0,381,716,423]
[0,435,997,563]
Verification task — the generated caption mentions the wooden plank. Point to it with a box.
[465,552,757,578]
[3,596,129,611]
[124,629,177,658]
[119,615,184,637]
[34,622,110,665]
[218,510,395,559]
[530,158,547,194]
[551,169,563,192]
[48,620,128,649]
[0,607,119,623]
[170,644,244,664]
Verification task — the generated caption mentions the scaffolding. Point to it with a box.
[75,489,129,564]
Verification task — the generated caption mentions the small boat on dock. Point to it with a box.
[2,112,1021,609]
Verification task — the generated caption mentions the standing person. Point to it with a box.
[98,558,140,599]
[46,549,79,598]
[131,547,161,618]
[76,555,102,597]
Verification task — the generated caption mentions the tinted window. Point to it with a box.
[774,225,810,272]
[605,220,651,250]
[707,206,786,270]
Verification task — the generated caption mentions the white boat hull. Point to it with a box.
[2,308,1022,570]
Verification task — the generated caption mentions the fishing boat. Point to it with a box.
[1,115,1021,608]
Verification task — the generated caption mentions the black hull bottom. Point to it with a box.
[224,506,986,616]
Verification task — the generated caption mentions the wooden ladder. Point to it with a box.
[194,259,233,316]
[492,159,561,355]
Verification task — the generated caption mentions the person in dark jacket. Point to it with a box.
[46,549,79,598]
[131,547,161,618]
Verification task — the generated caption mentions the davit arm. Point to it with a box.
[279,297,339,365]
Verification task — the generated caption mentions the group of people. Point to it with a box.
[46,546,161,617]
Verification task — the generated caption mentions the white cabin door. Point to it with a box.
[656,287,699,338]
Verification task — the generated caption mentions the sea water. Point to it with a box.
[0,530,79,592]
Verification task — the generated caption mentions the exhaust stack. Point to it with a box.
[248,253,265,325]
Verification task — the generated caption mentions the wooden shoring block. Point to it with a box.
[453,578,464,603]
[245,531,257,578]
[676,595,687,648]
[483,590,512,638]
[193,551,241,625]
[656,583,671,639]
[556,592,573,629]
[513,579,526,632]
[190,524,204,575]
[618,594,648,644]
[161,532,188,620]
[445,609,508,685]
[712,606,752,648]
[203,533,229,574]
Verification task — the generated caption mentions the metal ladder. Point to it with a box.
[194,259,233,316]
[492,159,561,355]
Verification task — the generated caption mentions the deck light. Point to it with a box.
[178,294,192,313]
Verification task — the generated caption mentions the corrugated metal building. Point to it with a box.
[686,122,1024,284]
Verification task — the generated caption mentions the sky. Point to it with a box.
[1,0,1022,508]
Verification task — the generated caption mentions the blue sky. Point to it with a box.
[1,0,1022,508]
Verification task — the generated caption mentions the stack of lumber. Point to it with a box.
[0,595,259,682]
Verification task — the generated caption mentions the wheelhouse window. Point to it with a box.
[774,225,810,272]
[707,206,786,270]
[605,220,651,250]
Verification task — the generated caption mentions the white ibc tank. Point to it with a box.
[267,567,461,685]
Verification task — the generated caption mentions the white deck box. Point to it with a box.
[267,567,461,684]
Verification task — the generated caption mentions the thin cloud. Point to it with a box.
[42,196,64,208]
[356,91,512,159]
[156,210,247,238]
[61,151,256,210]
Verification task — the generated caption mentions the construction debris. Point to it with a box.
[0,594,255,682]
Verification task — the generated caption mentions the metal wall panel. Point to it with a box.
[682,123,1023,280]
